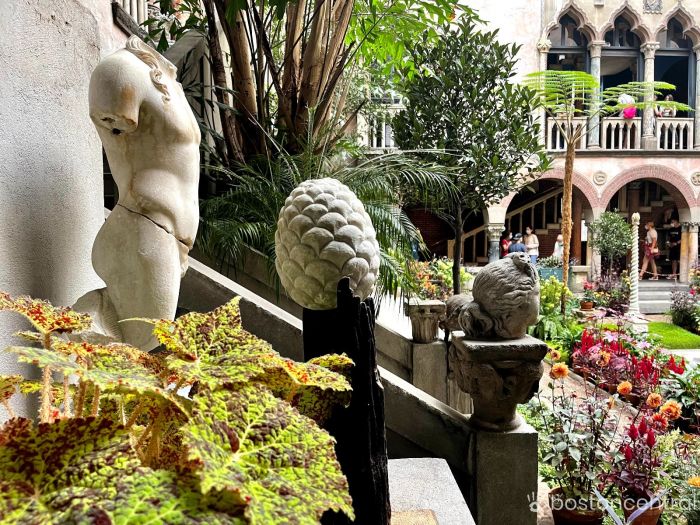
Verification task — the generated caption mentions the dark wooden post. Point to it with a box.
[303,278,390,525]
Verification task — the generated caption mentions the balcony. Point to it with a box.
[546,116,695,152]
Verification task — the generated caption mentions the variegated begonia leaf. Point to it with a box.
[135,297,246,360]
[261,355,353,424]
[0,417,245,524]
[0,376,22,403]
[0,292,91,335]
[8,346,186,414]
[182,385,354,524]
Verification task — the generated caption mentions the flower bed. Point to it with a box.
[526,291,700,521]
[411,257,473,301]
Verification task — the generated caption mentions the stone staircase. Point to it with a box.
[638,280,689,314]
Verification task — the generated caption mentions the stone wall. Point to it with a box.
[0,0,128,418]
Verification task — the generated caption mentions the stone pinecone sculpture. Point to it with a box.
[275,178,381,310]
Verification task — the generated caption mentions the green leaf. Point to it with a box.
[0,376,21,403]
[182,386,354,523]
[262,354,353,423]
[0,417,245,524]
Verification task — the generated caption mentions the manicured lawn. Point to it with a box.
[648,322,700,349]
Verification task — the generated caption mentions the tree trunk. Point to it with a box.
[452,206,463,296]
[560,141,575,314]
[202,0,241,165]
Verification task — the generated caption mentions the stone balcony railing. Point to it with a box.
[547,116,695,152]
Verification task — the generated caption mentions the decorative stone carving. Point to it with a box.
[275,178,380,310]
[449,334,547,431]
[691,172,700,186]
[593,171,607,186]
[536,38,552,53]
[451,253,539,340]
[442,294,472,334]
[643,0,662,13]
[74,36,201,350]
[405,299,446,343]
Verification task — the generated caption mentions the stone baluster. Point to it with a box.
[587,41,605,148]
[641,43,660,150]
[628,213,641,315]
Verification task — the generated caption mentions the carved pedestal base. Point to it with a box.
[448,333,547,431]
[405,299,446,344]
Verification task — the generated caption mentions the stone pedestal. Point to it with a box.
[405,299,446,344]
[448,333,547,431]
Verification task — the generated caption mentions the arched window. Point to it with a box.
[548,14,587,48]
[547,14,588,72]
[658,18,692,49]
[605,16,641,48]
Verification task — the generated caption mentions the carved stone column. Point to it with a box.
[641,43,660,150]
[694,45,700,149]
[537,39,552,146]
[587,41,605,148]
[486,223,504,263]
[405,298,446,344]
[682,222,699,281]
[448,333,547,431]
[629,213,641,315]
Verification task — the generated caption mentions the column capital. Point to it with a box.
[693,43,700,58]
[536,38,552,53]
[587,40,606,59]
[682,222,700,233]
[486,224,505,240]
[641,42,660,59]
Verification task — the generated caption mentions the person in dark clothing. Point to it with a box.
[508,233,527,254]
[668,218,682,279]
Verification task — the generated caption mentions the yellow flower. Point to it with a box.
[646,392,663,409]
[617,381,633,396]
[660,400,683,420]
[599,351,611,367]
[549,350,562,362]
[688,477,700,488]
[549,363,569,380]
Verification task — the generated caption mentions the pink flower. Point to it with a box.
[691,289,696,296]
[639,417,648,436]
[624,444,634,462]
[628,424,639,440]
[646,428,656,447]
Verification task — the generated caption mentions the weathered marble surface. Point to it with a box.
[75,36,201,350]
[448,253,540,340]
[275,178,380,310]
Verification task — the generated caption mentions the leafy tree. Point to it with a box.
[523,70,689,312]
[392,17,549,294]
[147,0,472,165]
[587,211,632,275]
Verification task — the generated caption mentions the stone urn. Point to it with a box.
[404,298,446,343]
[448,333,547,431]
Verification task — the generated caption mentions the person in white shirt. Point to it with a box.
[524,226,540,264]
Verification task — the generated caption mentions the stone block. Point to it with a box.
[412,341,448,403]
[389,458,475,525]
[468,423,539,525]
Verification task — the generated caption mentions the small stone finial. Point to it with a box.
[631,212,641,226]
[536,38,552,53]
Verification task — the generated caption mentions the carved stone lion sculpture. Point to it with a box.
[453,252,539,339]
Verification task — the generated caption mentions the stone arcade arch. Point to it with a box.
[600,165,699,282]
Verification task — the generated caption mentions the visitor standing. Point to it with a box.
[523,226,539,264]
[552,233,564,259]
[508,233,527,254]
[639,221,659,280]
[500,230,512,258]
[668,218,682,279]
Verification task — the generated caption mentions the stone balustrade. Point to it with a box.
[117,0,148,24]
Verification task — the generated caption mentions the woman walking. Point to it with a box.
[524,226,540,264]
[639,221,659,280]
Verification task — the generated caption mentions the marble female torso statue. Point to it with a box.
[75,37,200,350]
